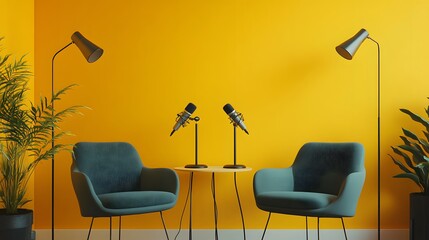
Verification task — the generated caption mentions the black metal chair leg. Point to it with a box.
[109,216,112,240]
[317,217,320,240]
[160,211,170,240]
[119,216,122,240]
[261,212,271,240]
[341,218,349,240]
[86,218,94,240]
[305,216,309,240]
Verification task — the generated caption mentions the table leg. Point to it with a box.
[189,172,194,240]
[234,172,246,240]
[211,173,219,240]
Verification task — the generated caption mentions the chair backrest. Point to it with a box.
[72,142,143,194]
[292,142,364,195]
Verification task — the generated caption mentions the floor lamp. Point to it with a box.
[336,28,381,240]
[51,31,103,240]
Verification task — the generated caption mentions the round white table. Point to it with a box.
[175,166,252,240]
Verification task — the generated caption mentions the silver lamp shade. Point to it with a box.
[335,29,369,60]
[71,31,104,63]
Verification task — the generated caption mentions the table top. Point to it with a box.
[175,166,252,173]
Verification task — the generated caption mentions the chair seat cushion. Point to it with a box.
[98,191,176,209]
[256,191,337,210]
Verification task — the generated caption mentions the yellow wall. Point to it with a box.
[1,0,35,210]
[31,0,429,230]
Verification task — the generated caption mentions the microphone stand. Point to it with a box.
[224,124,246,169]
[185,116,207,168]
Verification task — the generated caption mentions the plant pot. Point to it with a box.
[0,209,34,240]
[410,193,429,240]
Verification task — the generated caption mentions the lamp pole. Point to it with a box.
[51,41,73,240]
[367,36,381,240]
[50,32,103,240]
[336,29,381,240]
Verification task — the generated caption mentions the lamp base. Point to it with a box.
[223,164,246,169]
[185,164,208,168]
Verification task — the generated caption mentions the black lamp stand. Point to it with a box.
[51,41,74,240]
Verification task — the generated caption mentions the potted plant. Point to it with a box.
[390,99,429,240]
[0,38,79,239]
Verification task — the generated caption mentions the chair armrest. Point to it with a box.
[253,167,294,196]
[140,168,179,195]
[71,163,110,217]
[323,171,366,217]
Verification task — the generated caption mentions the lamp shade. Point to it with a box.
[71,31,103,63]
[336,29,369,60]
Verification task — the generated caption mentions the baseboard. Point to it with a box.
[35,229,408,240]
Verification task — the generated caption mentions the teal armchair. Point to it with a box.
[71,142,179,240]
[253,142,365,240]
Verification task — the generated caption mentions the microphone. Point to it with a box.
[170,103,197,136]
[223,103,249,134]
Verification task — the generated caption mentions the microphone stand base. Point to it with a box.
[223,164,246,169]
[185,164,208,168]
